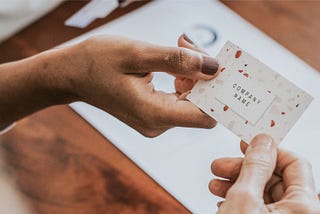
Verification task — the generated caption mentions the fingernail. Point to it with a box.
[202,56,219,75]
[182,33,194,45]
[250,134,275,150]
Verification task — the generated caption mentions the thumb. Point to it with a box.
[137,44,220,80]
[232,134,277,197]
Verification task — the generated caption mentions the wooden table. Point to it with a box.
[0,1,319,213]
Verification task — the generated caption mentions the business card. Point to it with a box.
[187,41,313,144]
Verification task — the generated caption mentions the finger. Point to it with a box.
[269,179,284,202]
[240,139,286,202]
[177,90,191,101]
[217,200,224,208]
[211,157,242,181]
[149,90,217,129]
[132,77,217,130]
[209,179,233,198]
[174,77,196,94]
[242,139,285,201]
[275,149,317,197]
[265,173,284,201]
[172,101,217,128]
[263,191,273,204]
[240,140,248,154]
[135,43,220,80]
[177,33,208,55]
[233,134,277,197]
[174,34,208,95]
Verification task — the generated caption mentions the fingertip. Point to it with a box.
[178,33,196,48]
[240,140,248,154]
[177,90,191,101]
[174,78,183,94]
[175,78,196,94]
[250,134,276,151]
[208,179,220,195]
[194,106,217,129]
[210,159,218,174]
[208,179,232,198]
[177,34,185,46]
[208,179,215,194]
[171,100,216,129]
[180,33,192,44]
[178,33,208,55]
[205,117,217,129]
[217,200,224,208]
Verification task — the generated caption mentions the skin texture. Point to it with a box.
[0,34,219,137]
[209,134,320,214]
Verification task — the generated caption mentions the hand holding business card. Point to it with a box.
[187,41,313,144]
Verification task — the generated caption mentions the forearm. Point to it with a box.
[0,44,84,129]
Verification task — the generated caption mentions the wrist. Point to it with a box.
[0,44,86,127]
[34,44,85,104]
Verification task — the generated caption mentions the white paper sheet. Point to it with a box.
[58,1,320,213]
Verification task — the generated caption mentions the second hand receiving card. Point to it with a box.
[187,41,313,144]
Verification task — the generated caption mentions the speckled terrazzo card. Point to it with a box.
[187,41,313,144]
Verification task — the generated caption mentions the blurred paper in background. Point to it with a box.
[0,0,62,43]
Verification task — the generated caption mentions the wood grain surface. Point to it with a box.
[0,1,319,213]
[222,1,320,72]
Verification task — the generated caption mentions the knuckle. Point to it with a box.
[137,114,165,138]
[183,49,202,73]
[243,154,271,170]
[166,48,183,73]
[117,40,149,72]
[139,125,165,138]
[120,43,141,70]
[172,48,201,75]
[177,48,186,73]
[140,130,161,138]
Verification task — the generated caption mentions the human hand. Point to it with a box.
[209,134,320,213]
[69,35,219,137]
[0,34,219,135]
